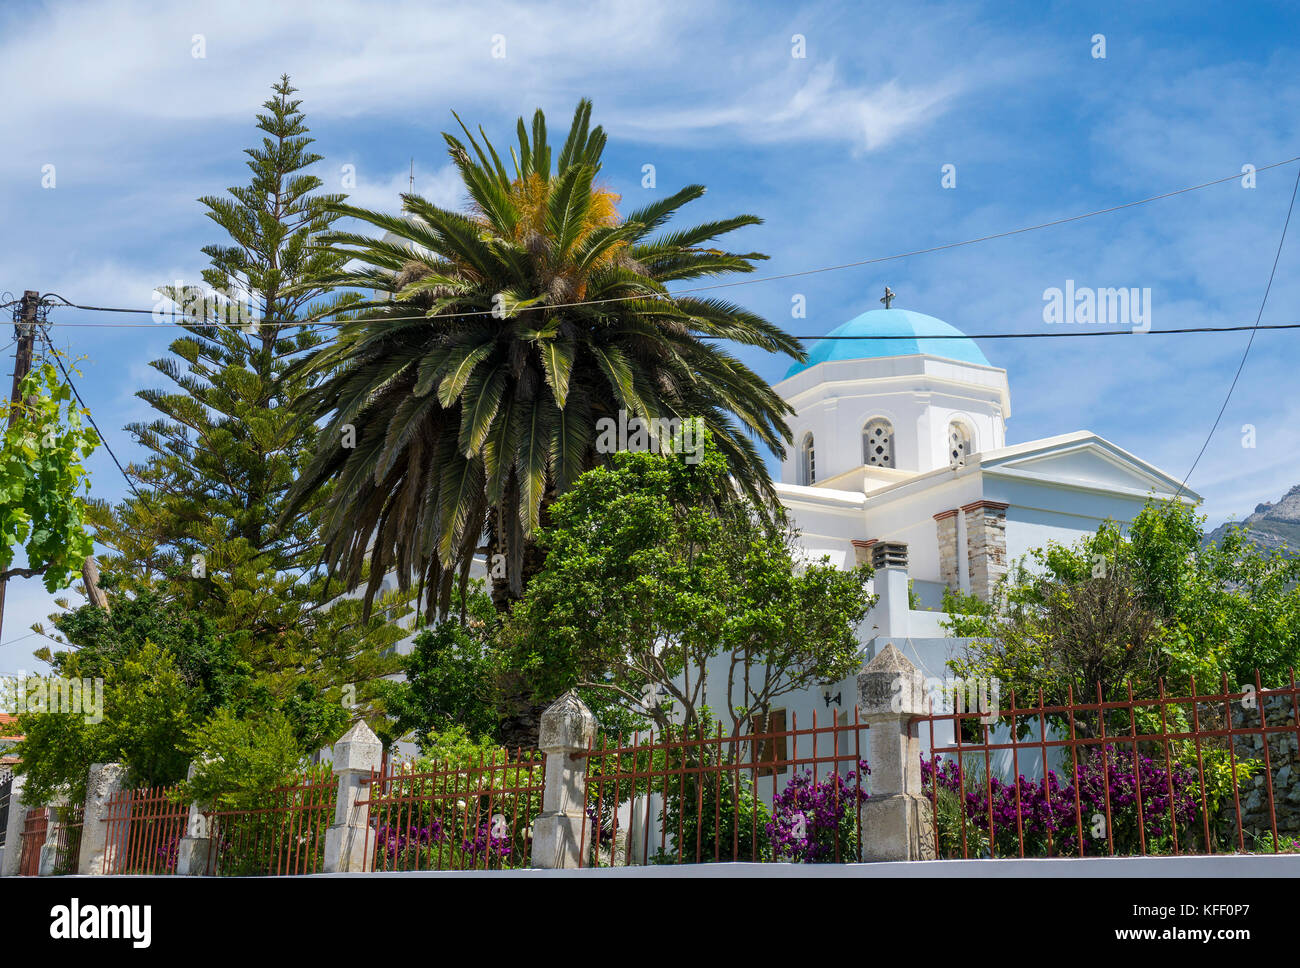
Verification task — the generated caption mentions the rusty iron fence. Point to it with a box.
[99,770,335,876]
[102,784,189,874]
[12,669,1300,875]
[579,709,870,866]
[921,671,1300,859]
[17,806,47,875]
[359,750,545,871]
[47,803,84,874]
[202,766,337,876]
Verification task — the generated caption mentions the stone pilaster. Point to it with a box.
[322,720,384,873]
[962,500,1009,601]
[176,761,214,876]
[0,774,27,877]
[934,509,959,591]
[76,763,126,875]
[37,804,65,876]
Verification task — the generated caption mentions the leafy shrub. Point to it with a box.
[372,728,541,870]
[182,709,307,811]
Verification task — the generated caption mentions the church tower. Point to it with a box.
[774,297,1011,493]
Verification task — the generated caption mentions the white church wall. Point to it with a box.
[860,476,983,584]
[778,488,865,570]
[986,478,1152,571]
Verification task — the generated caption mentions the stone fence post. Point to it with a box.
[531,691,597,869]
[0,774,28,876]
[176,762,215,875]
[76,762,126,875]
[858,644,936,862]
[37,799,67,875]
[322,720,383,873]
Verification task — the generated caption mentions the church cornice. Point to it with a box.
[960,499,1010,514]
[778,361,1012,417]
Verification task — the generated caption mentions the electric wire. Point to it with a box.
[36,325,143,500]
[21,318,1300,340]
[33,154,1300,329]
[1175,164,1300,496]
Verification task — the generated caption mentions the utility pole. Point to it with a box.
[6,290,37,425]
[0,291,40,643]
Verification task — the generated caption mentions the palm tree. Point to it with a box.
[285,100,803,620]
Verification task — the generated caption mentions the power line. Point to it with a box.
[32,153,1300,329]
[1176,163,1300,497]
[36,325,143,500]
[22,318,1300,341]
[0,629,47,650]
[795,322,1300,340]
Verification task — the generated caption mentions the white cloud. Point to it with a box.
[339,162,465,215]
[618,61,963,153]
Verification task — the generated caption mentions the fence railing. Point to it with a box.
[48,803,84,875]
[102,784,189,874]
[579,709,870,866]
[17,807,47,876]
[202,768,337,876]
[358,750,545,872]
[920,671,1300,859]
[12,670,1300,875]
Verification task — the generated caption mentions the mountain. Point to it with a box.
[1203,484,1300,555]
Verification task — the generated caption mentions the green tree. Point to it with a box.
[11,589,345,803]
[1132,501,1300,688]
[502,434,875,737]
[283,99,801,622]
[90,75,412,723]
[12,641,199,805]
[0,360,99,634]
[945,497,1300,706]
[373,581,502,748]
[37,587,242,709]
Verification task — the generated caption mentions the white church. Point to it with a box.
[593,294,1204,855]
[696,293,1201,755]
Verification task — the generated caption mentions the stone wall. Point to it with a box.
[1199,693,1300,844]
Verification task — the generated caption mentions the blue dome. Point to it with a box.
[784,308,991,379]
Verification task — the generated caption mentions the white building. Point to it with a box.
[690,298,1200,777]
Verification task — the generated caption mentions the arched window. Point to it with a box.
[948,420,972,467]
[862,418,894,468]
[800,434,816,485]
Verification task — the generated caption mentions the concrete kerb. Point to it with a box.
[301,853,1300,877]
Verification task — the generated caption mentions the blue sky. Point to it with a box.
[2,0,1299,672]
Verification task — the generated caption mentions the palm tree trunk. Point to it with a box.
[491,496,554,751]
